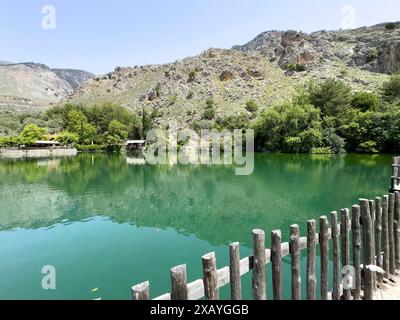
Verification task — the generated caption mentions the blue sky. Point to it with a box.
[1,0,399,74]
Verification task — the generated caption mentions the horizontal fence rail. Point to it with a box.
[132,157,400,301]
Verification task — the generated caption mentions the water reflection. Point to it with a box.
[0,153,393,246]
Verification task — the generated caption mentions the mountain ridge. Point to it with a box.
[1,22,399,131]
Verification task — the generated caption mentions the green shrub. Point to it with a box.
[284,136,302,153]
[245,100,259,114]
[0,136,19,148]
[18,124,47,146]
[186,91,194,99]
[366,48,379,63]
[202,99,216,120]
[352,92,380,112]
[385,22,399,30]
[76,144,105,152]
[215,114,250,130]
[286,63,306,72]
[188,70,197,82]
[168,94,178,106]
[56,131,79,146]
[307,79,352,116]
[310,147,334,154]
[381,74,400,102]
[357,140,379,153]
[202,107,216,120]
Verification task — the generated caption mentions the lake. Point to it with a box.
[0,153,393,299]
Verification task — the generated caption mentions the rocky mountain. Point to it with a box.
[2,22,399,131]
[233,22,400,75]
[70,22,400,129]
[52,68,94,90]
[0,62,93,113]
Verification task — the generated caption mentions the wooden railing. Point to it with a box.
[132,157,400,300]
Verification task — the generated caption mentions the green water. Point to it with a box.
[0,153,393,300]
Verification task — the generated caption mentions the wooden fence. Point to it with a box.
[132,156,400,300]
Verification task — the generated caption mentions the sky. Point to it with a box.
[1,0,400,74]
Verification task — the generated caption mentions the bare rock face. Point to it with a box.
[52,68,94,90]
[220,70,235,81]
[233,22,400,75]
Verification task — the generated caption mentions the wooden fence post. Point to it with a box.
[252,229,266,300]
[391,157,399,191]
[170,264,188,300]
[369,200,377,290]
[306,219,316,300]
[271,230,282,300]
[229,242,241,300]
[382,195,390,279]
[375,197,383,285]
[290,224,301,300]
[202,252,219,300]
[389,193,396,277]
[360,199,374,300]
[395,192,400,271]
[330,211,341,300]
[341,208,351,300]
[352,205,362,300]
[319,216,329,300]
[132,281,150,300]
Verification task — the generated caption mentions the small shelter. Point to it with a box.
[125,140,146,151]
[34,140,60,148]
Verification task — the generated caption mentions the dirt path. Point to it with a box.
[375,275,400,300]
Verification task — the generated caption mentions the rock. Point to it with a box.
[220,70,235,81]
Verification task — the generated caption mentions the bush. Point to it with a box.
[188,70,197,82]
[245,100,259,114]
[202,107,216,120]
[366,49,379,63]
[56,131,79,146]
[253,102,323,152]
[18,124,47,146]
[385,22,399,30]
[307,79,352,116]
[357,141,379,153]
[381,74,400,103]
[310,147,334,154]
[322,128,346,154]
[76,144,105,152]
[284,136,302,153]
[202,99,216,120]
[0,136,19,148]
[352,92,380,112]
[215,114,250,130]
[286,63,306,72]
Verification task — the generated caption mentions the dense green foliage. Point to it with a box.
[254,76,400,153]
[55,131,79,146]
[202,99,216,120]
[2,76,400,154]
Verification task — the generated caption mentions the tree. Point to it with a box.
[106,120,128,151]
[381,74,400,103]
[253,102,324,153]
[202,99,216,120]
[18,124,46,146]
[307,79,352,116]
[56,131,79,146]
[352,92,380,112]
[66,110,97,144]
